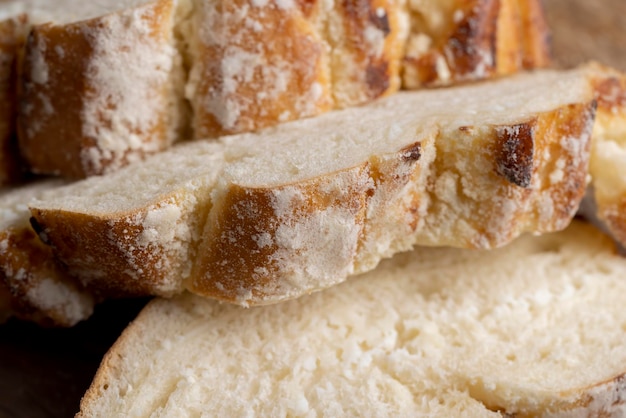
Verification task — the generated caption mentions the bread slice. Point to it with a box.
[15,0,187,179]
[76,221,626,417]
[186,0,408,138]
[403,0,551,88]
[29,66,596,305]
[0,180,94,326]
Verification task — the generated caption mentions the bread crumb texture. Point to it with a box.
[77,221,626,417]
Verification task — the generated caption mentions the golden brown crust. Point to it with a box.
[533,103,595,231]
[29,202,187,299]
[0,15,27,185]
[515,0,551,70]
[191,164,373,302]
[190,0,333,138]
[329,0,407,108]
[421,102,594,250]
[18,23,92,178]
[17,0,180,179]
[403,0,500,88]
[190,0,407,138]
[190,102,594,305]
[0,224,94,326]
[403,0,551,89]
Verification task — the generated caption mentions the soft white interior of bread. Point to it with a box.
[0,180,65,229]
[221,68,591,186]
[78,221,626,417]
[32,141,225,214]
[0,0,161,23]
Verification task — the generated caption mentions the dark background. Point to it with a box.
[1,1,625,417]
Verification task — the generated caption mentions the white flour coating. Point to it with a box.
[79,1,177,174]
[227,170,375,303]
[138,203,188,248]
[29,35,49,85]
[190,0,329,135]
[26,278,93,323]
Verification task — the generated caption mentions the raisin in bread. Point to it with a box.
[77,221,626,417]
[29,66,596,305]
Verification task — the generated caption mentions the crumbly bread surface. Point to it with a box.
[30,66,596,305]
[77,221,626,417]
[16,0,186,179]
[0,180,94,326]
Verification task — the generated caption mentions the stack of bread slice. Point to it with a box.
[1,0,555,323]
[1,0,626,415]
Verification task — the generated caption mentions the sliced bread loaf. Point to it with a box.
[0,180,94,326]
[76,221,626,417]
[8,0,552,179]
[15,0,187,179]
[30,66,596,305]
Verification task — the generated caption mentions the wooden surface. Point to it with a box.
[1,1,625,417]
[545,0,626,70]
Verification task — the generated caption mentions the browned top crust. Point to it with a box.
[403,0,551,88]
[17,0,182,179]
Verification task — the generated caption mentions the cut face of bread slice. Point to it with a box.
[187,0,408,138]
[403,0,551,88]
[16,0,187,179]
[0,180,94,326]
[76,221,626,417]
[30,66,596,305]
